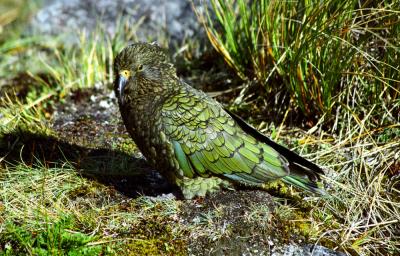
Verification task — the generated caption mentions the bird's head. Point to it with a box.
[113,42,177,105]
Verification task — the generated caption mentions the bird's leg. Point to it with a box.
[176,176,233,199]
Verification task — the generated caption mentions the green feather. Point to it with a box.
[214,144,231,158]
[238,147,260,163]
[243,140,261,154]
[173,141,194,178]
[189,154,206,174]
[282,175,327,195]
[203,149,219,163]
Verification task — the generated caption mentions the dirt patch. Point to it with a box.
[180,190,281,255]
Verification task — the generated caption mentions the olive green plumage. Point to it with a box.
[114,42,325,199]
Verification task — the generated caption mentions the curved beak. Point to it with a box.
[117,75,128,98]
[117,70,130,103]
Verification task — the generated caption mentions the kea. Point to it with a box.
[114,42,325,199]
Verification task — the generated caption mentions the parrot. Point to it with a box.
[113,42,325,199]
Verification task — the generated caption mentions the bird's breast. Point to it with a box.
[121,102,177,172]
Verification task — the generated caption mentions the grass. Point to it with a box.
[291,125,399,254]
[0,161,186,255]
[198,0,399,117]
[0,164,104,255]
[0,0,399,255]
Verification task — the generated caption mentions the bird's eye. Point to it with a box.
[137,64,143,71]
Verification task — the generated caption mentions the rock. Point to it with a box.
[272,244,345,256]
[30,0,209,45]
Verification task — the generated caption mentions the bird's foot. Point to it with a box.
[177,177,233,199]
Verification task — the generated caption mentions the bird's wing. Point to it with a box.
[225,109,324,181]
[161,87,289,184]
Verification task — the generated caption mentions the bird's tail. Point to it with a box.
[282,175,327,196]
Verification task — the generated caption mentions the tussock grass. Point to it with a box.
[197,0,399,117]
[46,30,116,91]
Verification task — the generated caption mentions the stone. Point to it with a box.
[29,0,209,45]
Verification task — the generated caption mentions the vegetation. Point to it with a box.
[0,0,399,255]
[200,0,399,117]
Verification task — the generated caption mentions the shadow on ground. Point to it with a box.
[0,131,176,198]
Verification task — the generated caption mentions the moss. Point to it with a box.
[271,200,347,252]
[125,215,187,255]
[112,136,138,156]
[126,239,165,255]
[262,180,290,195]
[126,238,186,256]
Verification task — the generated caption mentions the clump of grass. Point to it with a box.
[198,0,399,117]
[315,128,399,254]
[0,79,55,136]
[42,19,140,93]
[0,162,107,254]
[45,31,115,92]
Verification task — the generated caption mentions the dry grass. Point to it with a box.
[259,96,400,254]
